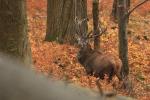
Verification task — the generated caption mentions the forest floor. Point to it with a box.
[27,0,150,100]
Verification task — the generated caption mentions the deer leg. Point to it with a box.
[86,67,93,75]
[108,67,114,82]
[108,74,113,82]
[99,73,104,80]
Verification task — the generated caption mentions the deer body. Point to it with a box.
[75,21,122,81]
[77,45,122,81]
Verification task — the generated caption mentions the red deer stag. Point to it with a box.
[75,23,122,82]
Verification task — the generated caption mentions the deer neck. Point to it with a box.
[78,47,93,65]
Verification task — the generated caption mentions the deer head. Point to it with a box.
[75,17,107,49]
[75,18,108,75]
[75,18,107,62]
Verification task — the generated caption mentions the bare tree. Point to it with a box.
[93,0,100,49]
[111,0,130,22]
[0,0,32,65]
[118,0,129,77]
[118,0,149,77]
[111,0,118,22]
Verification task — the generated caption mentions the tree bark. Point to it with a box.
[111,0,130,23]
[118,0,129,77]
[126,0,130,10]
[93,0,100,50]
[46,0,88,44]
[0,0,32,65]
[111,0,118,22]
[125,0,130,22]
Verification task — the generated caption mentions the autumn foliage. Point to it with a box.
[27,0,150,100]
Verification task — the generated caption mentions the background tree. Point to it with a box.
[118,0,149,77]
[93,0,100,50]
[0,0,32,65]
[111,0,118,21]
[45,0,88,44]
[118,0,129,77]
[111,0,130,22]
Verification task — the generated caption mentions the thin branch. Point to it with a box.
[127,0,150,16]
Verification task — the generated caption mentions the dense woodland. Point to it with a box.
[0,0,150,100]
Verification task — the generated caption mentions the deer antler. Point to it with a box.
[75,17,89,37]
[88,27,107,39]
[86,30,93,39]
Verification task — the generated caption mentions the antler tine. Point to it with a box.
[75,17,82,38]
[78,18,89,25]
[88,27,107,39]
[86,30,93,39]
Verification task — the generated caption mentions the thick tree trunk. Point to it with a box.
[45,0,88,44]
[93,0,100,50]
[118,0,129,77]
[0,0,32,65]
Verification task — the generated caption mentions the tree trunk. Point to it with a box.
[126,0,130,10]
[111,0,130,23]
[118,0,129,77]
[111,0,118,22]
[46,0,88,44]
[126,0,130,22]
[93,0,100,50]
[0,0,32,65]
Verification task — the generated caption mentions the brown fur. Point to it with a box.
[77,45,122,81]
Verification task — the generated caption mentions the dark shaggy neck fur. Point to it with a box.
[77,45,93,66]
